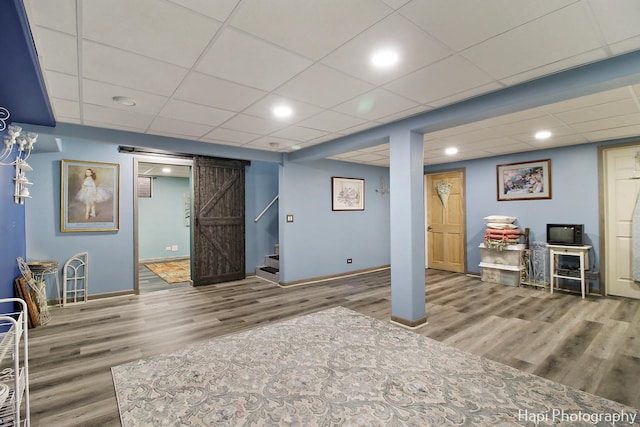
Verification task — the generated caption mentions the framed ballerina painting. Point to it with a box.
[61,160,120,232]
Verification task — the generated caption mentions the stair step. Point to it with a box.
[269,255,279,261]
[260,266,279,274]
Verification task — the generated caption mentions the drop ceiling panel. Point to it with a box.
[203,127,260,144]
[377,105,432,124]
[610,35,640,56]
[490,116,568,137]
[384,55,494,104]
[588,0,640,45]
[320,13,451,85]
[221,113,288,135]
[45,72,79,101]
[296,110,368,133]
[158,99,236,126]
[461,3,603,80]
[26,0,76,35]
[51,98,80,120]
[570,112,640,133]
[244,136,298,150]
[82,80,168,115]
[543,87,633,114]
[148,116,213,138]
[380,0,410,10]
[427,82,504,109]
[196,27,313,91]
[399,0,575,52]
[34,28,78,75]
[173,72,267,111]
[554,99,640,124]
[83,42,188,96]
[482,141,535,155]
[332,89,420,121]
[83,0,220,68]
[241,95,323,124]
[271,126,328,142]
[582,124,640,142]
[498,48,608,87]
[229,0,392,60]
[82,104,156,130]
[275,64,374,108]
[167,0,240,22]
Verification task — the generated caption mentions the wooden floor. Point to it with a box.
[27,269,640,426]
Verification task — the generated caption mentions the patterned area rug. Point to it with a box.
[112,307,639,426]
[144,259,190,284]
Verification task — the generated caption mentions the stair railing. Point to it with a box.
[254,194,278,222]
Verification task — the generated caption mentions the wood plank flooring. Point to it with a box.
[27,269,640,426]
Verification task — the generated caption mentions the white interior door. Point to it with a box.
[604,144,640,299]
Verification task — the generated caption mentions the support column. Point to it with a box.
[389,130,426,327]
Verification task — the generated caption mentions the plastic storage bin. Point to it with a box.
[481,267,520,286]
[479,243,524,266]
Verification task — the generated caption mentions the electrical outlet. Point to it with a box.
[165,246,171,251]
[171,245,178,251]
[347,258,353,264]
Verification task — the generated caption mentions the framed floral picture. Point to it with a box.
[61,160,120,232]
[497,159,551,201]
[332,177,364,211]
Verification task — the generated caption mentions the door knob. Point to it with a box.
[427,226,433,231]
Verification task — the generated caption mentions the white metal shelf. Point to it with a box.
[0,299,30,426]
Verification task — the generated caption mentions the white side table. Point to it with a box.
[547,244,591,299]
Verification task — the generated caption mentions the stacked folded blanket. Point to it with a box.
[483,215,521,250]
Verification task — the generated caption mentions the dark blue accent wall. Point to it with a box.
[0,165,24,298]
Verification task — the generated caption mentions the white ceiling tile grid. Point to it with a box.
[20,0,640,166]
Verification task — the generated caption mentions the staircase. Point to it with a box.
[256,244,279,283]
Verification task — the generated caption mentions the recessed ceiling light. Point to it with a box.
[272,105,292,118]
[112,96,136,106]
[445,147,458,155]
[291,145,302,151]
[371,50,398,68]
[162,167,171,173]
[269,142,280,148]
[535,130,552,140]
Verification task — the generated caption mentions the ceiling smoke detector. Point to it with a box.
[112,96,137,106]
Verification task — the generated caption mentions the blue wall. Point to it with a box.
[139,176,191,261]
[0,165,25,299]
[24,134,279,300]
[26,140,134,300]
[279,158,390,283]
[426,142,602,279]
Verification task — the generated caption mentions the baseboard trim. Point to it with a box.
[48,289,135,306]
[278,265,390,288]
[390,314,428,329]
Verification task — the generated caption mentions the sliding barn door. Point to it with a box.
[192,156,248,286]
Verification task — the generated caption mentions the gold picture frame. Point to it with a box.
[61,159,120,232]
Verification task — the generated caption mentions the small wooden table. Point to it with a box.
[547,245,591,299]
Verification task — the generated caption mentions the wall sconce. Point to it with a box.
[375,176,390,196]
[0,114,37,204]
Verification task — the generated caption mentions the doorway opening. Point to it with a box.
[134,157,193,294]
